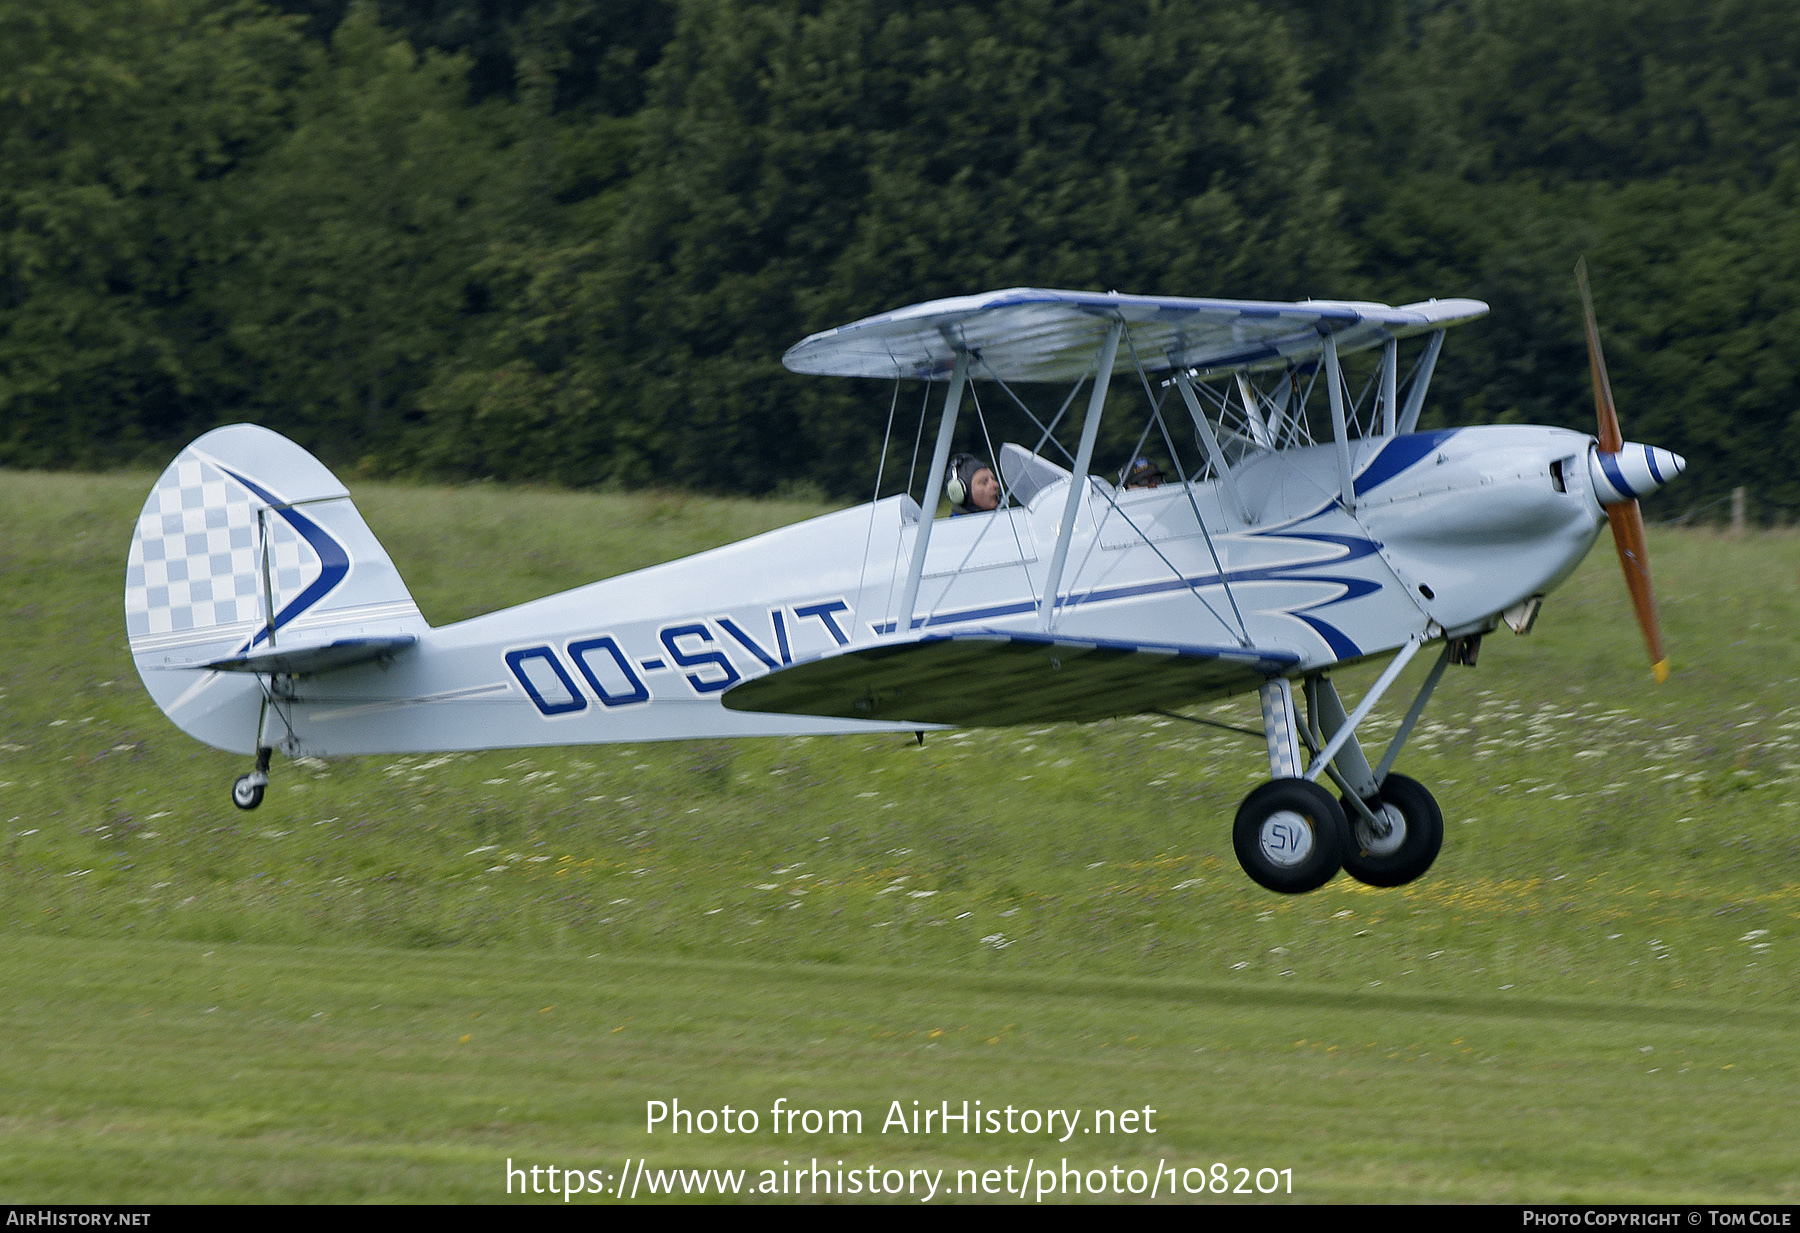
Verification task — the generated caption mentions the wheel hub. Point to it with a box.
[1356,803,1407,856]
[1257,810,1314,867]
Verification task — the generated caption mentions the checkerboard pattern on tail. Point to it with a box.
[125,452,322,653]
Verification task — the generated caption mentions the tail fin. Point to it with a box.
[125,424,427,754]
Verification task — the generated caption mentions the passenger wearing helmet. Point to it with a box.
[946,453,1001,516]
[1122,456,1164,489]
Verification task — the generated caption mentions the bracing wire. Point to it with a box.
[1292,365,1321,446]
[853,374,904,632]
[969,381,1006,507]
[1149,709,1265,740]
[1121,331,1251,645]
[976,358,1081,467]
[887,378,936,615]
[902,379,931,504]
[1351,365,1379,438]
[970,382,1035,571]
[1064,474,1238,641]
[995,354,1097,467]
[1115,381,1165,487]
[913,381,1038,624]
[872,374,901,502]
[1152,399,1249,643]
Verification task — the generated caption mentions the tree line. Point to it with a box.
[2,0,1794,511]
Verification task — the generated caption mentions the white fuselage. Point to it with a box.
[244,424,1604,757]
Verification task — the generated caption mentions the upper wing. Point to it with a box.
[721,630,1298,726]
[782,287,1487,383]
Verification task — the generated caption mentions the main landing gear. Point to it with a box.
[1233,635,1456,895]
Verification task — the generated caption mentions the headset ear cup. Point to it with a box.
[945,454,969,507]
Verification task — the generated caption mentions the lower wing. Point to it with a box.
[721,630,1298,726]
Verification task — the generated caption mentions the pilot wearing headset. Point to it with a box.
[946,454,1001,516]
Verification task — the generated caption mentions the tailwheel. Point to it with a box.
[1340,773,1443,887]
[232,746,272,811]
[1233,778,1349,894]
[232,774,266,810]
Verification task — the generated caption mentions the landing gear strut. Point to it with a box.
[1234,677,1351,893]
[232,746,271,811]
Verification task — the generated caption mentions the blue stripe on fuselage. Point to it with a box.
[1353,429,1460,497]
[875,531,1383,646]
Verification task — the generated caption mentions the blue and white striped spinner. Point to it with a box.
[1587,442,1686,505]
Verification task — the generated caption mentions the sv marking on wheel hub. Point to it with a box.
[1259,811,1314,866]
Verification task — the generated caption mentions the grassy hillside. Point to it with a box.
[1,468,1797,1201]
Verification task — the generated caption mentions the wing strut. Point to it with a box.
[1322,334,1356,510]
[1038,321,1122,629]
[895,351,970,630]
[1233,372,1276,451]
[1265,371,1296,449]
[1173,372,1252,523]
[1396,329,1444,434]
[1380,337,1399,437]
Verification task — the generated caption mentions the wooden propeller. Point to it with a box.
[1577,258,1668,683]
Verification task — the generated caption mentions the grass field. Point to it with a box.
[2,468,1797,1202]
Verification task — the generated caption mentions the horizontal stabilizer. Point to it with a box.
[722,631,1297,726]
[202,635,417,676]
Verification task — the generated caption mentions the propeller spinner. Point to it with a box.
[1576,258,1684,682]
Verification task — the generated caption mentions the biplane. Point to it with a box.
[124,270,1682,893]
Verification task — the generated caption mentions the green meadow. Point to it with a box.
[1,468,1797,1202]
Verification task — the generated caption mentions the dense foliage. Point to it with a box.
[3,0,1794,512]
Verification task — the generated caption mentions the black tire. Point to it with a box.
[1340,773,1443,887]
[232,775,265,811]
[1233,778,1348,894]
